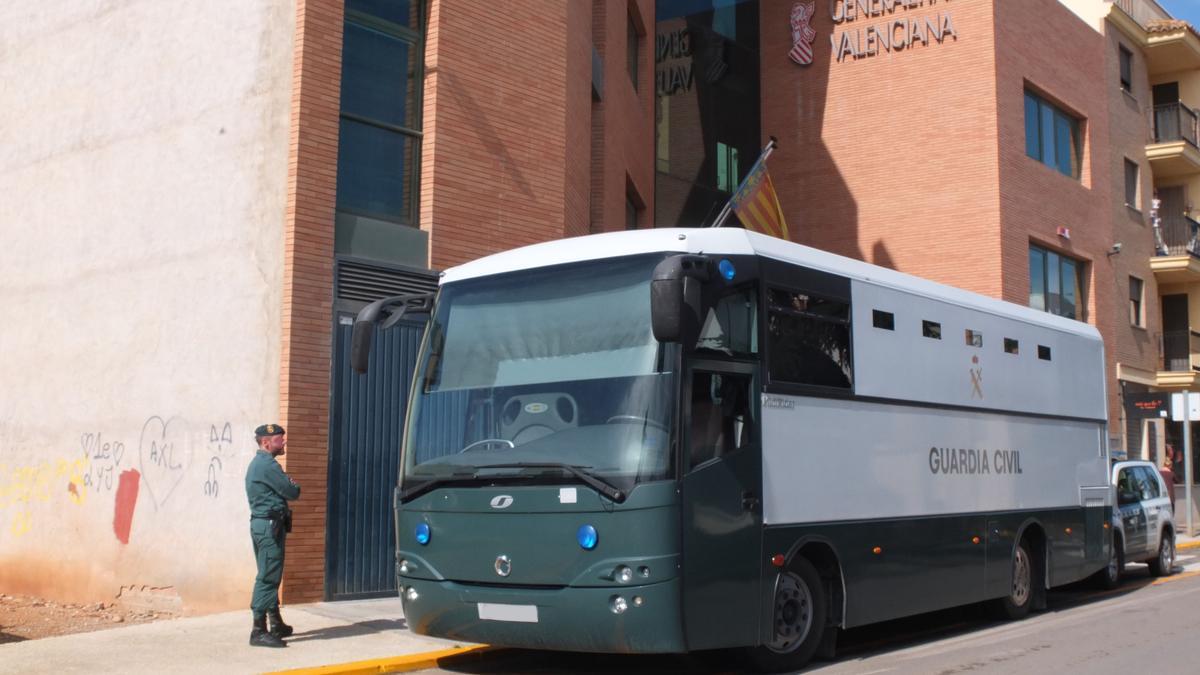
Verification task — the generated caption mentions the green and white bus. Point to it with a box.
[352,228,1111,672]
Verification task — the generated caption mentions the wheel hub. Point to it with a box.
[767,572,813,653]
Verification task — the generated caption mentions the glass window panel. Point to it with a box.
[1119,46,1132,91]
[1124,159,1138,207]
[1047,250,1061,315]
[1054,113,1075,177]
[341,22,415,128]
[767,310,852,388]
[767,288,851,388]
[767,288,849,321]
[872,310,894,331]
[1130,276,1143,326]
[627,13,639,89]
[1024,93,1040,160]
[922,320,941,339]
[1040,104,1056,167]
[347,0,414,28]
[1060,257,1077,319]
[696,287,758,355]
[1029,247,1046,311]
[336,118,413,221]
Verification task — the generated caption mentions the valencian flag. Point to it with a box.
[711,137,790,241]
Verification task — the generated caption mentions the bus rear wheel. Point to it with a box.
[746,557,826,673]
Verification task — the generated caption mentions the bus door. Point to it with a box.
[680,361,762,650]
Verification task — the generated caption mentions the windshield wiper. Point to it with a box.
[398,468,478,503]
[476,462,626,503]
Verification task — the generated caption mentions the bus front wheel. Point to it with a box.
[746,557,826,673]
[996,538,1033,620]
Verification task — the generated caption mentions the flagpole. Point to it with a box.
[710,136,778,228]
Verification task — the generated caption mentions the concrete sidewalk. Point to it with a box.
[4,535,1199,675]
[0,596,482,675]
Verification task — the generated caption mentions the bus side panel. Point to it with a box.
[762,506,1096,629]
[759,397,1108,627]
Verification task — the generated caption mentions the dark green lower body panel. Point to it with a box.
[401,577,687,653]
[762,506,1110,629]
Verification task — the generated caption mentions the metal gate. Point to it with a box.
[326,258,435,600]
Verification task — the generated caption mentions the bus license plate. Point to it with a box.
[477,602,538,623]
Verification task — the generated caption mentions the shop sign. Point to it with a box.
[1125,392,1171,420]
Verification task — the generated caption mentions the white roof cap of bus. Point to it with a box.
[440,228,1099,340]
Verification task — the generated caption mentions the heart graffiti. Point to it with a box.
[137,416,193,509]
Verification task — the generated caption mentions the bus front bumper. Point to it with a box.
[400,576,686,653]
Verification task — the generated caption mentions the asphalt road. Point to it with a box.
[415,548,1200,675]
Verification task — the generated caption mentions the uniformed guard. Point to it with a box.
[245,423,300,648]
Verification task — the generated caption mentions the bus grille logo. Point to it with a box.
[490,495,514,509]
[495,555,512,577]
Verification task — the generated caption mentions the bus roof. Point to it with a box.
[440,228,1101,341]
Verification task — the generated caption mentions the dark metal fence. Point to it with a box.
[1161,329,1200,372]
[1154,102,1199,146]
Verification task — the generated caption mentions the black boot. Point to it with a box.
[268,608,294,638]
[250,614,286,648]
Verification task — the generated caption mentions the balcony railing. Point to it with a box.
[1154,103,1199,146]
[1154,214,1200,256]
[1162,329,1200,372]
[1111,0,1172,28]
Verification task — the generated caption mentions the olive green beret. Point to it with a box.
[255,423,285,437]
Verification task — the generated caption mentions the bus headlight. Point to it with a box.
[614,565,633,584]
[609,595,627,614]
[405,587,419,602]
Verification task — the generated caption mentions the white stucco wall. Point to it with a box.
[0,0,295,612]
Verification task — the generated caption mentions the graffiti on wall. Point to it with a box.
[0,417,245,543]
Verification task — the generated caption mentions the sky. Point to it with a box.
[1157,0,1200,27]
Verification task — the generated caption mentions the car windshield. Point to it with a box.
[402,255,677,491]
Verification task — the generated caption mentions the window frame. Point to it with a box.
[1129,275,1145,328]
[336,5,426,227]
[764,285,854,393]
[1119,44,1133,93]
[1029,243,1086,321]
[627,7,640,92]
[1024,89,1082,179]
[1124,158,1139,209]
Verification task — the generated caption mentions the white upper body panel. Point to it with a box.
[441,228,1106,421]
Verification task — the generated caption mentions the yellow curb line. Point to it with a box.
[1177,540,1200,551]
[264,644,493,675]
[1152,570,1200,586]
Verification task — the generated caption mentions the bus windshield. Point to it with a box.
[402,255,677,493]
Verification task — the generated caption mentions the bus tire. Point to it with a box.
[1095,534,1123,590]
[1148,531,1174,577]
[996,538,1033,620]
[745,557,826,673]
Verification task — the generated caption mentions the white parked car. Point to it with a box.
[1098,460,1175,588]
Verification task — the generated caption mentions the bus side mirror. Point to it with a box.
[350,319,375,374]
[350,292,435,374]
[651,255,709,344]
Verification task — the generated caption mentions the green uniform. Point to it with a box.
[245,449,300,618]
